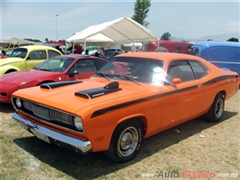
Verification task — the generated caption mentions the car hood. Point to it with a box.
[13,77,159,114]
[1,69,60,85]
[0,57,24,66]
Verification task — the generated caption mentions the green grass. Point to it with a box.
[1,91,240,180]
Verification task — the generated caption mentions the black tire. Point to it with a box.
[104,120,143,163]
[205,93,225,122]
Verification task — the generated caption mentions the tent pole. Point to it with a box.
[72,43,75,53]
[84,40,86,52]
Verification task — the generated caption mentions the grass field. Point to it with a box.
[1,91,239,180]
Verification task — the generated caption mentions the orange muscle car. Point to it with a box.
[12,52,240,163]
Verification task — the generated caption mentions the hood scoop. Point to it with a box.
[40,80,82,89]
[75,81,122,99]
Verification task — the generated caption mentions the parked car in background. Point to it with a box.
[12,52,239,163]
[5,48,15,57]
[101,48,124,59]
[142,40,193,53]
[85,46,101,52]
[81,46,101,55]
[0,54,107,103]
[44,43,65,54]
[0,45,62,75]
[192,41,240,75]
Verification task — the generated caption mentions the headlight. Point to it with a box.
[15,98,22,108]
[74,116,83,132]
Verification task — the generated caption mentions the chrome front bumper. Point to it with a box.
[12,112,92,154]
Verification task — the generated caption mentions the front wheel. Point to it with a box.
[205,93,225,122]
[104,120,143,163]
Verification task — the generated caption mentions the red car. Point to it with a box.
[0,54,107,103]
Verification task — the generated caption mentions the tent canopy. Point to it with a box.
[2,37,35,44]
[66,17,159,44]
[82,33,114,42]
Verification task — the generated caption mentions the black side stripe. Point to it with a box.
[202,75,237,86]
[91,74,237,118]
[91,85,198,118]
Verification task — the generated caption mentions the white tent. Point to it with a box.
[83,33,114,42]
[3,37,35,44]
[66,17,159,45]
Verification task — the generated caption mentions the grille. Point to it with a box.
[22,100,74,126]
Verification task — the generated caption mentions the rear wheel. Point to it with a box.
[104,120,143,163]
[205,93,225,122]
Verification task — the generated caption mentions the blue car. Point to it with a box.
[192,41,240,75]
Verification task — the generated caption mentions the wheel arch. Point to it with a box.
[5,69,18,74]
[114,115,147,137]
[217,90,226,100]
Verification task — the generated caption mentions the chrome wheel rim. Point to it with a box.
[117,127,139,157]
[215,99,224,118]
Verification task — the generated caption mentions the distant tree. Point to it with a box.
[160,32,171,40]
[227,37,238,42]
[45,38,49,43]
[132,0,151,28]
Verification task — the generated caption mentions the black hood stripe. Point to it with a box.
[40,80,82,89]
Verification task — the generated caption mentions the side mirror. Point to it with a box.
[68,70,78,77]
[172,78,182,85]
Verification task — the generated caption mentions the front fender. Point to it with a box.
[0,65,21,75]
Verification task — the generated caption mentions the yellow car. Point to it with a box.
[0,45,62,75]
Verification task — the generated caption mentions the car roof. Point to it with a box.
[149,40,193,45]
[116,52,204,63]
[193,41,240,48]
[18,45,61,50]
[58,54,107,60]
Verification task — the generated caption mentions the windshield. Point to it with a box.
[34,56,75,72]
[95,57,165,84]
[11,48,27,58]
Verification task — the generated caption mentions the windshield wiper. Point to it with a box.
[39,68,51,71]
[119,75,141,86]
[96,72,110,81]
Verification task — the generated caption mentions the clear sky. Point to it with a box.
[1,0,240,42]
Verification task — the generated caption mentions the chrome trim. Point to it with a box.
[12,112,92,153]
[12,97,84,134]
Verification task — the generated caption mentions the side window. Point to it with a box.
[189,60,209,79]
[75,59,97,73]
[48,50,62,58]
[29,51,38,60]
[29,50,46,60]
[94,59,107,69]
[166,60,195,84]
[37,50,47,59]
[202,46,240,62]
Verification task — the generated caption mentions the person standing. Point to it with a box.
[186,46,195,55]
[154,44,168,52]
[75,44,83,54]
[0,50,7,59]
